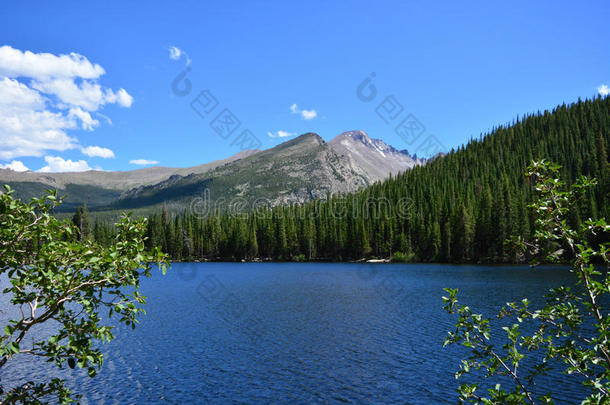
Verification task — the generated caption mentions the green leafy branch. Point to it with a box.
[0,185,168,403]
[443,160,610,404]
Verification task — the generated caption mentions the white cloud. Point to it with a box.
[0,45,105,80]
[69,107,99,131]
[81,145,115,159]
[0,45,132,160]
[168,45,191,66]
[0,160,29,171]
[290,103,317,120]
[598,84,610,96]
[169,46,182,60]
[301,109,317,120]
[106,87,133,107]
[0,79,78,159]
[267,130,295,138]
[37,156,92,172]
[0,76,46,108]
[130,159,159,165]
[118,88,133,107]
[31,79,133,111]
[95,112,113,125]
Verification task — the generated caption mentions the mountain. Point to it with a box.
[0,132,420,213]
[0,149,260,211]
[114,132,422,212]
[329,130,424,182]
[0,149,259,190]
[139,96,610,262]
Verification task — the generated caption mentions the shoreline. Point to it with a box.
[163,258,573,266]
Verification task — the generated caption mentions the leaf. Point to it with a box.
[9,342,19,354]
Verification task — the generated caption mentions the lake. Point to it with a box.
[0,263,589,403]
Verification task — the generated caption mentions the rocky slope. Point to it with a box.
[115,133,370,210]
[329,130,424,182]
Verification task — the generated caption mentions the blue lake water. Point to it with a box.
[1,263,589,403]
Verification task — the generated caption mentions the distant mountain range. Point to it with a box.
[0,131,424,214]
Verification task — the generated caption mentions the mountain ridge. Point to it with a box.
[0,131,423,213]
[0,149,261,190]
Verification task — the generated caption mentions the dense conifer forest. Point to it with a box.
[88,96,610,263]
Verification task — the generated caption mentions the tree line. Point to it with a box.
[84,96,610,263]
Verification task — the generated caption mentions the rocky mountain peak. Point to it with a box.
[338,130,371,142]
[328,130,424,182]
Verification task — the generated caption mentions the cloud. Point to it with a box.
[0,45,105,80]
[598,84,610,97]
[0,79,78,159]
[69,107,99,130]
[31,78,132,111]
[0,75,46,108]
[95,112,113,125]
[81,145,115,158]
[169,46,182,60]
[37,155,92,172]
[130,159,159,165]
[0,45,132,160]
[168,45,191,67]
[105,87,133,107]
[0,160,29,171]
[301,109,317,120]
[267,130,295,138]
[290,103,317,120]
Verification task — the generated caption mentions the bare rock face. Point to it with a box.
[329,130,425,183]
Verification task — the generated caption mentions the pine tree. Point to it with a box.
[430,220,441,261]
[72,203,92,242]
[452,204,474,262]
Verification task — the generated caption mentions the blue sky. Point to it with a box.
[0,0,608,172]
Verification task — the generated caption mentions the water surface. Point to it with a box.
[1,263,587,403]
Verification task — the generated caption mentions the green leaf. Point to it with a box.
[9,341,19,354]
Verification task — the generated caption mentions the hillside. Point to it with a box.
[140,96,610,262]
[115,131,423,212]
[114,133,361,211]
[0,150,260,211]
[0,131,422,214]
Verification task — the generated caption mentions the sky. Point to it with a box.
[0,0,608,172]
